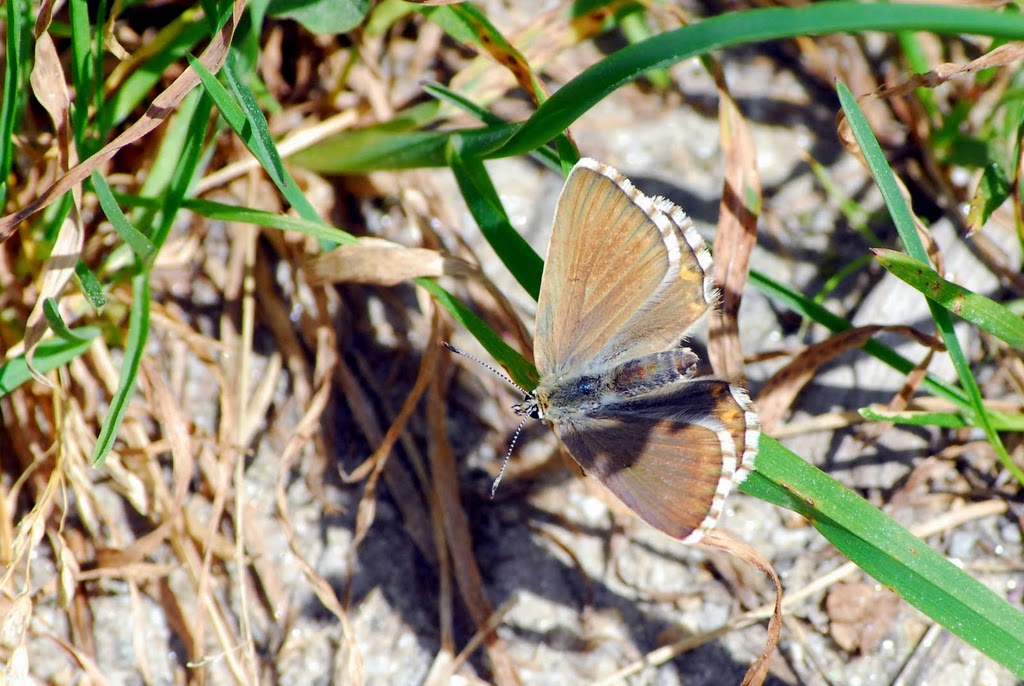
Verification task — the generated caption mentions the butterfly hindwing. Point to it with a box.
[551,378,756,542]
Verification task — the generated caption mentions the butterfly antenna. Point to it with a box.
[444,342,536,499]
[492,414,528,498]
[442,342,528,394]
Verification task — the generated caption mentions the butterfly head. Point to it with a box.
[513,391,543,420]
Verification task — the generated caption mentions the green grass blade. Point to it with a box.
[874,248,1024,349]
[74,261,107,309]
[91,273,150,467]
[748,271,967,406]
[744,437,1024,676]
[151,89,214,250]
[67,0,94,146]
[0,327,102,397]
[100,12,210,131]
[295,4,1024,173]
[421,82,561,171]
[497,4,1024,157]
[91,170,157,262]
[0,0,29,208]
[416,278,537,390]
[42,298,92,343]
[836,80,1024,486]
[860,406,1024,431]
[446,141,543,300]
[290,119,518,173]
[191,54,323,225]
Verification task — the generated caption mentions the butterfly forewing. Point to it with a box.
[536,160,686,378]
[598,196,716,364]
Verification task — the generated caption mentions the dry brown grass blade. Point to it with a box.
[446,1,628,117]
[756,324,944,432]
[305,238,479,287]
[0,0,243,242]
[700,530,782,686]
[342,307,441,603]
[431,598,517,686]
[836,42,1024,260]
[870,42,1024,103]
[11,27,84,374]
[595,527,785,686]
[471,26,548,107]
[140,360,195,509]
[430,354,522,686]
[271,324,364,683]
[708,59,761,383]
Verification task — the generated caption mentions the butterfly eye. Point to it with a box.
[513,394,542,419]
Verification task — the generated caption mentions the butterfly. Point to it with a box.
[515,157,759,543]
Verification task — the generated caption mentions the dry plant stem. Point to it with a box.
[756,324,943,432]
[702,530,783,686]
[232,176,261,679]
[17,25,84,370]
[134,363,250,680]
[422,315,460,686]
[340,305,442,606]
[430,350,522,686]
[436,597,520,685]
[273,325,367,681]
[709,56,761,385]
[769,411,868,439]
[858,348,934,445]
[595,498,1008,685]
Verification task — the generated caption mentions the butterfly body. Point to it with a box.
[525,157,759,543]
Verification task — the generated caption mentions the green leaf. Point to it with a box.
[417,278,537,390]
[860,405,1024,431]
[966,163,1012,232]
[744,437,1024,677]
[0,0,30,209]
[42,298,92,343]
[268,0,370,35]
[837,80,1024,487]
[873,248,1024,349]
[446,141,544,300]
[290,120,517,173]
[0,327,101,397]
[191,54,327,226]
[91,170,157,263]
[100,13,211,131]
[92,273,150,467]
[497,4,1024,157]
[296,4,1024,173]
[749,271,967,407]
[74,261,107,309]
